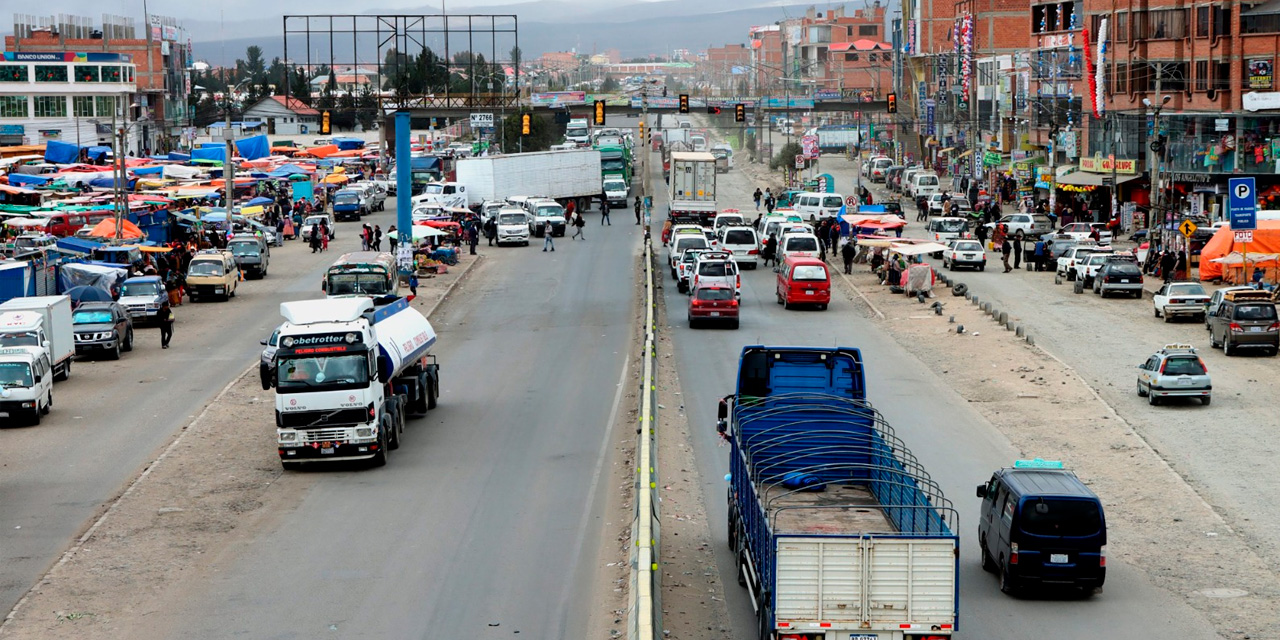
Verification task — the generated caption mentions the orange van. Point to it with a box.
[776,255,830,310]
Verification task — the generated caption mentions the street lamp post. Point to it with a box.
[1143,94,1172,248]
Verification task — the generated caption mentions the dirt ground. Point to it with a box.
[0,253,481,638]
[834,266,1279,639]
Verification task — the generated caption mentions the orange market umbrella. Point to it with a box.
[88,218,144,239]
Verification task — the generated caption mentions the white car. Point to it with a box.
[716,225,760,269]
[1152,281,1211,322]
[494,208,531,246]
[926,217,969,243]
[1057,222,1113,246]
[1077,252,1138,287]
[688,251,740,297]
[298,213,335,240]
[778,232,821,262]
[984,213,1054,240]
[1058,246,1100,280]
[942,239,987,271]
[668,228,710,278]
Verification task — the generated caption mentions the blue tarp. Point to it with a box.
[86,146,112,160]
[55,237,103,255]
[246,197,273,206]
[191,147,227,164]
[268,163,312,177]
[132,166,164,175]
[89,177,133,189]
[7,173,50,187]
[237,133,270,160]
[45,140,81,164]
[167,152,190,162]
[332,137,365,150]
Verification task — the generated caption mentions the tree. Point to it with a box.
[771,141,805,171]
[289,66,312,105]
[601,76,619,92]
[355,85,378,131]
[266,57,288,94]
[334,93,356,130]
[502,110,560,152]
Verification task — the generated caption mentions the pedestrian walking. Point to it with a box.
[1001,237,1013,272]
[373,225,383,251]
[484,216,497,245]
[634,196,643,225]
[543,220,556,251]
[571,212,586,239]
[1175,251,1188,280]
[753,188,763,211]
[765,189,776,214]
[1012,235,1023,270]
[409,273,419,300]
[827,222,840,258]
[600,198,611,225]
[1160,250,1176,282]
[841,240,856,275]
[388,225,399,254]
[468,222,479,255]
[764,233,779,270]
[976,222,989,247]
[159,300,175,349]
[565,199,576,222]
[320,222,330,252]
[361,224,371,251]
[309,224,321,253]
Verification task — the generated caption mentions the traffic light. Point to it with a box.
[593,100,606,126]
[679,94,689,114]
[639,121,645,141]
[734,103,745,123]
[706,105,721,115]
[886,92,898,114]
[521,113,531,135]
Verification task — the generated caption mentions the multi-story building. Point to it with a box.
[4,14,194,153]
[702,44,751,96]
[0,51,137,148]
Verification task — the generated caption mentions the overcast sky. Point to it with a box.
[15,0,645,22]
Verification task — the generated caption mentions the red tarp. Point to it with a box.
[1199,220,1280,281]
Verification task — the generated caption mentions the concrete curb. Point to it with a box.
[426,253,484,320]
[835,268,887,320]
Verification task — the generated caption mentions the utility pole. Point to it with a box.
[113,105,124,243]
[223,104,237,212]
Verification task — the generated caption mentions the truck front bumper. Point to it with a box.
[0,399,40,421]
[75,337,120,354]
[190,284,230,297]
[279,441,381,462]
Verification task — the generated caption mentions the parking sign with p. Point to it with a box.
[1228,177,1257,231]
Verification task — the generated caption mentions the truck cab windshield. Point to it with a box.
[0,332,40,348]
[277,354,369,391]
[229,243,260,256]
[327,273,391,296]
[498,213,525,225]
[121,282,162,297]
[601,158,625,171]
[0,362,33,387]
[188,262,223,277]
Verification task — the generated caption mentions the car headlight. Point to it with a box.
[355,427,375,438]
[278,431,297,442]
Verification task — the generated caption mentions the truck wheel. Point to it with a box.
[757,605,773,640]
[110,342,121,361]
[123,329,134,352]
[426,375,438,410]
[32,407,41,426]
[387,417,401,450]
[54,360,69,381]
[1000,562,1020,595]
[370,431,388,467]
[980,535,996,572]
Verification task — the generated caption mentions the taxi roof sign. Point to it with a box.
[1014,458,1065,469]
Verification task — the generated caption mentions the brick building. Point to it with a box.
[701,44,751,96]
[4,14,194,152]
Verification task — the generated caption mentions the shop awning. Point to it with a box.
[1055,165,1143,187]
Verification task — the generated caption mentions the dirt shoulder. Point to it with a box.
[0,254,482,638]
[834,266,1276,639]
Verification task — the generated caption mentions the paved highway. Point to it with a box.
[123,202,643,637]
[0,213,353,614]
[658,146,1221,637]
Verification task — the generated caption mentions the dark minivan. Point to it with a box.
[977,459,1106,595]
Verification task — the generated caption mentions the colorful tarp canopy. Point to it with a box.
[87,218,144,239]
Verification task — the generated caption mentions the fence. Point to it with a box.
[628,234,661,640]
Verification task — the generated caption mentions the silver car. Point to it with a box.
[1136,344,1211,406]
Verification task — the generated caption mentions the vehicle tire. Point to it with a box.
[369,432,388,468]
[729,319,740,329]
[54,360,69,382]
[952,283,968,297]
[978,264,986,271]
[1197,313,1206,323]
[757,605,773,640]
[387,416,401,450]
[783,300,792,310]
[110,342,121,361]
[281,460,303,472]
[41,392,51,415]
[1210,331,1221,348]
[981,539,997,573]
[1149,392,1161,406]
[1154,307,1161,318]
[1163,310,1172,323]
[426,375,438,410]
[1224,338,1234,356]
[32,407,41,426]
[1066,270,1075,281]
[1202,396,1212,406]
[737,551,748,587]
[1137,381,1148,397]
[123,329,134,352]
[1054,274,1062,285]
[999,562,1019,595]
[776,292,784,305]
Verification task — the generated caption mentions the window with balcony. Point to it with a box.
[34,65,67,83]
[101,66,123,82]
[95,96,117,117]
[76,65,100,83]
[33,95,66,118]
[0,65,27,82]
[0,96,28,118]
[73,96,94,118]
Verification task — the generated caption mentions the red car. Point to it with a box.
[776,255,831,310]
[688,285,740,329]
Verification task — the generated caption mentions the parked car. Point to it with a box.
[1093,261,1144,297]
[259,326,280,390]
[1153,281,1211,322]
[687,285,739,329]
[1207,289,1279,356]
[1136,344,1212,406]
[942,239,987,270]
[1056,222,1113,245]
[1058,245,1100,280]
[117,275,167,323]
[186,250,240,302]
[1205,286,1255,329]
[985,213,1054,240]
[72,301,133,360]
[299,213,335,240]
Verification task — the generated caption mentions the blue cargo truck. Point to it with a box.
[717,346,959,640]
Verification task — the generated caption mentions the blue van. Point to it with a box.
[976,459,1106,595]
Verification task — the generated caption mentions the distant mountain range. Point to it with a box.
[187,1,892,65]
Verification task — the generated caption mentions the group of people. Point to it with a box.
[753,188,778,214]
[360,224,385,252]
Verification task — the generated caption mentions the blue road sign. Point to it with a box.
[1228,177,1257,231]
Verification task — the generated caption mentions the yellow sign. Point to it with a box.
[321,110,331,135]
[1079,155,1138,174]
[240,205,264,216]
[1179,220,1198,238]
